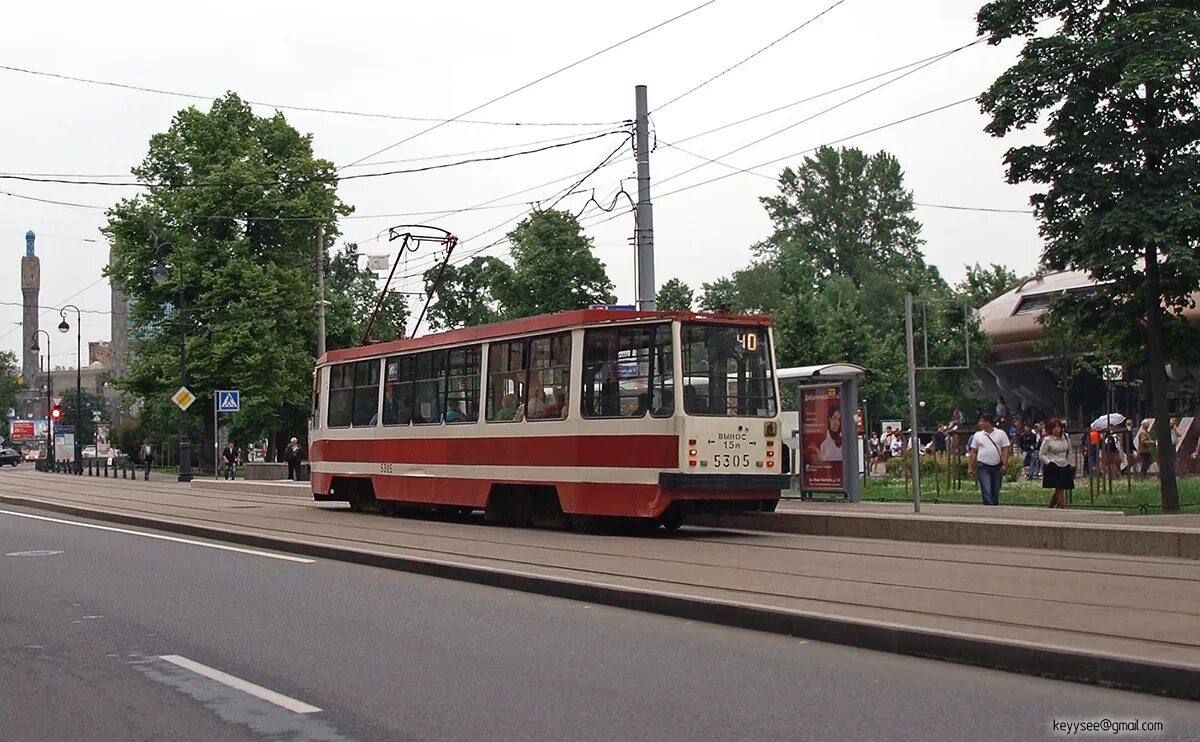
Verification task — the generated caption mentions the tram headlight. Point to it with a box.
[764,421,778,437]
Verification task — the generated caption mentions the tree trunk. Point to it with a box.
[1143,244,1180,512]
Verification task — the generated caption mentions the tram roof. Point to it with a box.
[322,308,772,364]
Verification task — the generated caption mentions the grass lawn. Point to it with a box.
[857,474,1200,514]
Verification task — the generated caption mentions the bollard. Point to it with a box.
[103,461,109,478]
[121,463,127,479]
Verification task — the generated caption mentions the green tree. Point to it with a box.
[60,388,108,446]
[655,278,694,311]
[750,145,981,420]
[422,256,512,330]
[104,93,349,462]
[0,350,20,442]
[698,278,741,312]
[977,0,1200,510]
[325,243,408,348]
[957,263,1022,308]
[760,146,925,291]
[494,209,616,317]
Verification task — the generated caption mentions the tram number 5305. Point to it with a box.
[713,454,751,468]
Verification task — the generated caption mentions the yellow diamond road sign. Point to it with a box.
[172,386,196,411]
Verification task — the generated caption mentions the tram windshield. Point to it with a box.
[682,324,776,417]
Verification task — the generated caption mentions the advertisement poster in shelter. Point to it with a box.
[801,386,844,491]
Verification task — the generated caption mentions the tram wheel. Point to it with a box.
[348,491,366,512]
[658,507,685,532]
[568,514,597,533]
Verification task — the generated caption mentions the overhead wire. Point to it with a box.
[340,0,722,169]
[0,62,622,128]
[653,0,850,113]
[0,129,628,188]
[652,37,986,189]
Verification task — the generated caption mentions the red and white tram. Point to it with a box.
[309,308,786,530]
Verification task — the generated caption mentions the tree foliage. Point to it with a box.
[60,388,109,446]
[494,209,616,318]
[104,93,349,454]
[325,243,408,347]
[745,146,986,419]
[423,256,512,330]
[957,263,1022,308]
[0,350,20,442]
[655,278,694,311]
[977,0,1200,510]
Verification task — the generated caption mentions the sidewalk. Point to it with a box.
[1,470,1198,698]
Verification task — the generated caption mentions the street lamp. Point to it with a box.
[152,237,192,482]
[58,304,82,474]
[30,329,52,466]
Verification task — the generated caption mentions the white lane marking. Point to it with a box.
[0,509,314,564]
[158,655,322,714]
[5,549,64,556]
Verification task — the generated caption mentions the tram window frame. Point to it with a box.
[444,346,481,423]
[382,355,415,426]
[681,324,776,418]
[581,324,673,419]
[526,333,572,421]
[486,340,527,423]
[412,351,445,425]
[327,362,354,428]
[351,359,381,427]
[311,368,322,430]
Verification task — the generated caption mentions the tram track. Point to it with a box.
[5,476,1199,652]
[8,474,1196,585]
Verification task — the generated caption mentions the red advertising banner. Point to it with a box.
[10,420,37,440]
[801,386,844,491]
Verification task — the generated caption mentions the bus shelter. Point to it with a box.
[778,363,866,502]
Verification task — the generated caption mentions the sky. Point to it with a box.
[0,0,1047,369]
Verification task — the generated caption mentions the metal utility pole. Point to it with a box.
[905,294,921,513]
[634,85,656,311]
[315,224,327,358]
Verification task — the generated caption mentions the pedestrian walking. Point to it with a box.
[139,438,153,481]
[1039,418,1074,508]
[1135,420,1154,476]
[284,437,304,481]
[222,440,239,480]
[1019,423,1040,479]
[968,415,1011,506]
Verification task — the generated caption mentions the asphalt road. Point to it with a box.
[2,503,1199,742]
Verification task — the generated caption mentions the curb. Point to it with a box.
[690,511,1200,560]
[2,493,1197,701]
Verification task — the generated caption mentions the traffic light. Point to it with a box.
[50,405,63,422]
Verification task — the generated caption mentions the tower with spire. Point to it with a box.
[21,230,40,384]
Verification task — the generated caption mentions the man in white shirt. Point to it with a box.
[968,414,1011,506]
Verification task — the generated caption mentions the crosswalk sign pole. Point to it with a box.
[213,394,219,481]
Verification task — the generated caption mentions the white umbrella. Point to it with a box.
[1090,413,1126,430]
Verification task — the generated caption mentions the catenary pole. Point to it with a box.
[634,85,656,310]
[905,294,921,513]
[316,224,327,358]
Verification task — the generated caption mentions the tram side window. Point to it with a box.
[527,333,571,420]
[445,346,481,423]
[486,341,527,422]
[352,359,381,427]
[311,368,322,430]
[413,351,445,424]
[327,363,354,428]
[383,355,414,426]
[582,325,673,419]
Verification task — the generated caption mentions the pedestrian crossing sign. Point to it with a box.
[218,390,241,412]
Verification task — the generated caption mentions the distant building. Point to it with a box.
[976,271,1200,423]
